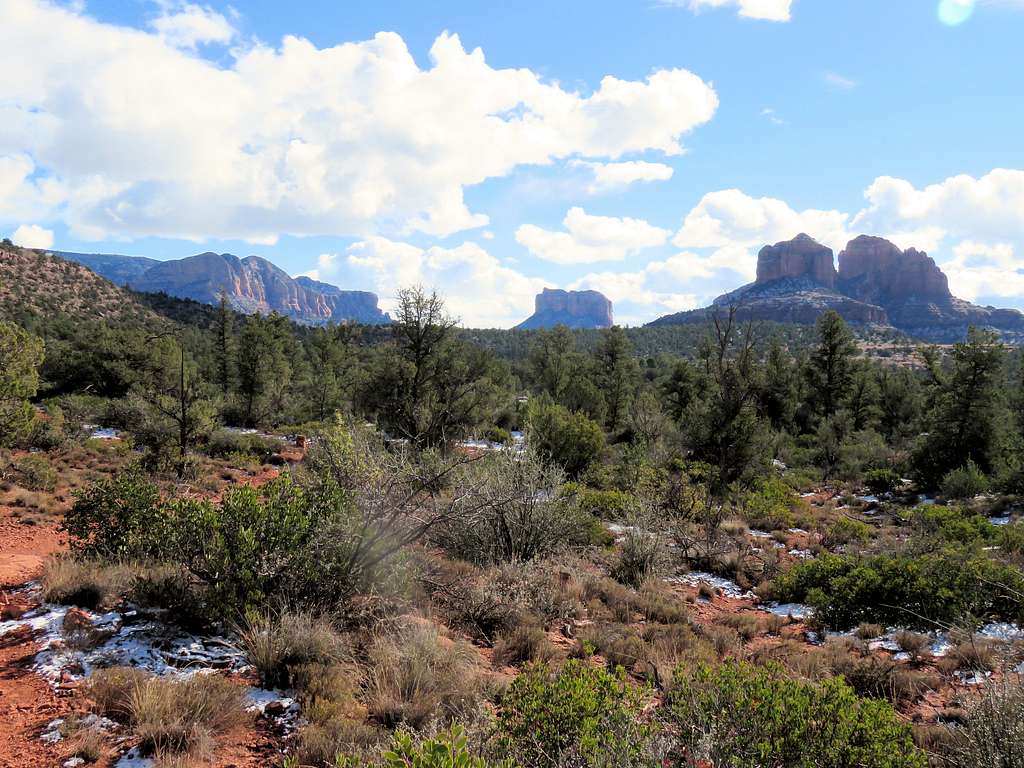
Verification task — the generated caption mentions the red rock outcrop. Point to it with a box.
[838,236,951,306]
[517,288,613,329]
[756,233,838,289]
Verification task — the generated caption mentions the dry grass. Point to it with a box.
[42,556,135,610]
[493,623,556,667]
[364,621,483,729]
[90,668,249,758]
[237,611,349,689]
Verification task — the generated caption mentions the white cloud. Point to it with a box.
[151,3,236,49]
[823,71,858,90]
[673,189,851,253]
[941,240,1024,302]
[760,107,786,125]
[574,160,674,193]
[12,223,54,249]
[517,207,670,265]
[667,0,793,22]
[0,0,718,243]
[570,247,757,325]
[341,237,547,328]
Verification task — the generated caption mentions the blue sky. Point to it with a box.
[2,0,1023,325]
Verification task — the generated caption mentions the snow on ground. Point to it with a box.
[666,571,755,599]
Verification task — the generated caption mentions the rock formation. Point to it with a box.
[648,233,1024,343]
[756,233,837,289]
[60,251,389,325]
[517,288,613,330]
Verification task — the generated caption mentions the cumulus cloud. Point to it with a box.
[151,2,236,49]
[0,0,718,243]
[941,240,1024,302]
[673,189,851,253]
[341,237,547,328]
[570,247,756,325]
[574,160,674,193]
[12,223,54,249]
[666,0,793,21]
[516,207,670,265]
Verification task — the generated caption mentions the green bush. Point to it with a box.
[771,550,1024,630]
[527,399,605,477]
[13,454,58,492]
[571,487,636,520]
[911,505,994,548]
[942,461,990,500]
[864,467,901,495]
[667,660,926,768]
[822,516,872,548]
[741,476,797,531]
[62,466,166,560]
[331,725,511,768]
[483,426,512,445]
[497,660,661,768]
[204,429,284,461]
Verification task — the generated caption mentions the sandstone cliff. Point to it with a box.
[648,233,1024,343]
[62,251,389,325]
[517,288,613,329]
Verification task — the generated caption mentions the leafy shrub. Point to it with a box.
[483,426,512,445]
[667,660,926,768]
[497,660,661,768]
[910,504,994,548]
[771,550,1024,630]
[822,516,872,548]
[204,429,284,461]
[942,460,990,500]
[169,476,328,617]
[864,467,902,495]
[13,454,57,492]
[611,526,669,588]
[527,399,605,477]
[572,487,636,520]
[740,476,797,531]
[332,725,510,768]
[62,466,165,560]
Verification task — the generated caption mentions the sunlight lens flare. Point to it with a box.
[938,0,976,25]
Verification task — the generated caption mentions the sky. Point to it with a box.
[2,0,1024,327]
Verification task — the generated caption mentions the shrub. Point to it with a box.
[943,677,1024,767]
[483,426,512,445]
[204,429,284,461]
[864,468,902,495]
[572,487,636,521]
[771,550,1024,630]
[435,448,587,565]
[333,725,511,768]
[497,660,661,768]
[910,505,994,548]
[611,526,669,588]
[740,476,797,531]
[62,466,166,560]
[13,454,58,491]
[364,622,482,729]
[822,516,872,548]
[527,399,605,477]
[667,661,926,768]
[942,461,990,500]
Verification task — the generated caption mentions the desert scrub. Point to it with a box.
[364,621,483,729]
[89,667,249,758]
[12,454,57,491]
[496,660,662,768]
[238,611,349,689]
[770,550,1024,630]
[42,555,136,610]
[667,660,926,768]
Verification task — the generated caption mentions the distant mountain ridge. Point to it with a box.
[649,233,1024,343]
[517,288,613,329]
[59,251,389,326]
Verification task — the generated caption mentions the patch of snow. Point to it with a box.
[40,719,64,744]
[856,494,880,504]
[772,459,787,470]
[893,652,911,662]
[955,670,992,686]
[763,603,814,620]
[989,516,1012,526]
[63,759,85,768]
[869,638,902,653]
[788,548,813,560]
[748,529,772,538]
[917,495,938,506]
[89,427,120,440]
[799,492,816,498]
[667,572,754,599]
[979,622,1024,641]
[115,747,154,768]
[786,528,807,535]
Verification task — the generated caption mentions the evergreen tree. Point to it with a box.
[805,310,857,421]
[214,292,235,398]
[236,313,292,427]
[595,326,640,431]
[0,321,44,446]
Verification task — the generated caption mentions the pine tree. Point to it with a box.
[805,310,857,421]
